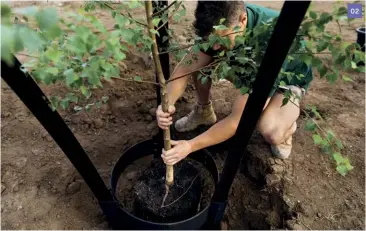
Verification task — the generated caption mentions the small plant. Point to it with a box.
[1,1,364,178]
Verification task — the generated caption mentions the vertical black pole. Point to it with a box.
[207,1,311,228]
[153,0,171,155]
[1,57,114,203]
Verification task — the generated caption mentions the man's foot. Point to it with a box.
[175,101,217,132]
[270,122,297,159]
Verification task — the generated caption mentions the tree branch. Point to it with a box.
[156,1,182,31]
[158,30,245,55]
[103,2,147,27]
[17,53,39,58]
[278,89,341,149]
[110,76,160,86]
[152,1,177,17]
[166,59,222,84]
[291,52,332,55]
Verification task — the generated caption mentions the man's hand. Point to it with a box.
[156,104,176,130]
[161,140,192,165]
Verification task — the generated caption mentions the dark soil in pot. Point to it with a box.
[116,156,215,223]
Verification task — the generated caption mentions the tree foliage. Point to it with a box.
[1,1,364,176]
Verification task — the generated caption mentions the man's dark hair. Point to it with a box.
[193,1,246,38]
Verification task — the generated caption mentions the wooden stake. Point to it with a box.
[145,0,174,186]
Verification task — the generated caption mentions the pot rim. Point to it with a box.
[356,27,365,34]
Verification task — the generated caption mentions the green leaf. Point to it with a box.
[342,75,353,82]
[279,81,286,86]
[88,72,101,86]
[60,99,69,110]
[234,36,245,46]
[219,18,226,24]
[45,48,62,63]
[299,54,312,67]
[80,85,91,98]
[312,134,323,145]
[304,120,317,131]
[281,97,289,107]
[128,1,142,9]
[316,40,329,52]
[45,67,59,75]
[335,140,343,150]
[65,93,78,103]
[43,25,62,39]
[201,76,208,84]
[13,6,38,16]
[18,27,44,52]
[200,43,209,52]
[326,130,334,141]
[75,26,92,42]
[152,17,161,26]
[35,8,59,30]
[351,61,357,69]
[115,14,129,27]
[150,29,159,36]
[336,165,347,176]
[332,152,343,165]
[134,76,142,82]
[326,72,337,84]
[49,96,60,111]
[213,25,228,31]
[113,51,126,61]
[240,86,249,95]
[311,57,322,68]
[1,25,15,65]
[317,65,327,77]
[192,45,200,53]
[64,69,78,86]
[102,96,109,103]
[318,12,332,24]
[309,11,317,20]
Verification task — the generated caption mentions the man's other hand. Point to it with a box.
[156,104,176,130]
[161,140,192,165]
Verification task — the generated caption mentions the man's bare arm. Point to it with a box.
[167,50,213,105]
[188,90,248,152]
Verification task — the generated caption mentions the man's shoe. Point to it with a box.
[175,101,217,132]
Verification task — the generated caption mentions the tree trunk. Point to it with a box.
[145,0,174,186]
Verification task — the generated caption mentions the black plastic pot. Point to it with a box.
[109,138,219,229]
[356,27,365,66]
[356,27,365,52]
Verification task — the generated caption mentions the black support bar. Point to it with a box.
[1,57,114,203]
[208,1,311,227]
[153,0,170,103]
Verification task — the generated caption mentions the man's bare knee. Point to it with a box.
[258,120,284,145]
[261,128,284,145]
